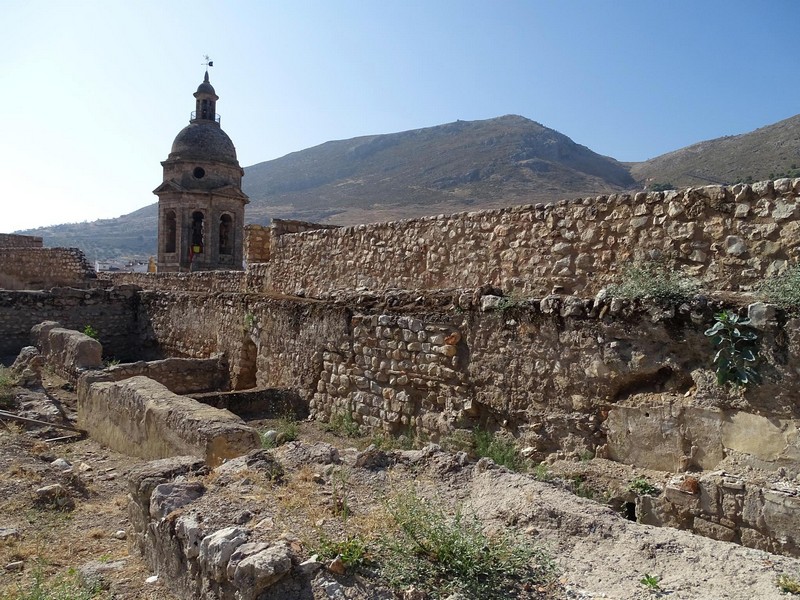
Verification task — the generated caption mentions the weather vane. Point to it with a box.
[202,55,214,69]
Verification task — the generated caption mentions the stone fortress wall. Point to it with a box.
[104,179,800,298]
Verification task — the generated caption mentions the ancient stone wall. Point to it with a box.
[639,472,800,557]
[0,247,96,290]
[131,288,800,474]
[134,291,350,393]
[0,233,43,248]
[244,219,341,265]
[77,375,260,467]
[102,271,245,293]
[101,357,229,395]
[0,287,139,359]
[257,179,800,298]
[31,321,102,382]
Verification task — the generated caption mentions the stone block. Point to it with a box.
[79,376,260,467]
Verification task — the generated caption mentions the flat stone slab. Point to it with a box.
[79,375,260,467]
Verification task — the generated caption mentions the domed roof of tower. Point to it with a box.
[195,71,216,96]
[169,123,239,165]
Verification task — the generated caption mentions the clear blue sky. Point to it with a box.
[2,0,798,233]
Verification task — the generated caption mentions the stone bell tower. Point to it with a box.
[155,70,248,272]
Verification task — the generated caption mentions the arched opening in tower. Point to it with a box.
[191,211,204,254]
[219,214,233,255]
[165,210,176,253]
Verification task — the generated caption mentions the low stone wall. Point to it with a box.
[101,271,246,294]
[244,219,341,265]
[0,233,43,248]
[190,388,308,420]
[639,473,800,558]
[77,375,260,467]
[254,179,800,298]
[0,287,139,360]
[101,357,229,395]
[0,247,96,290]
[31,321,102,382]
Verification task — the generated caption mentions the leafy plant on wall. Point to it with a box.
[704,310,760,387]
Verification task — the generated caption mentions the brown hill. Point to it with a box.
[242,114,635,225]
[630,113,800,188]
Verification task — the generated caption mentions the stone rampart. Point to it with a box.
[253,179,800,298]
[77,375,260,467]
[0,287,138,359]
[31,321,102,382]
[0,247,96,290]
[0,233,43,248]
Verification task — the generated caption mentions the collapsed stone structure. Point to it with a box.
[3,178,800,559]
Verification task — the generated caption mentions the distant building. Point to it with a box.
[154,71,248,272]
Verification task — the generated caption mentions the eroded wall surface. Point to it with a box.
[0,288,139,359]
[261,180,800,297]
[0,233,43,248]
[0,247,96,290]
[129,288,800,472]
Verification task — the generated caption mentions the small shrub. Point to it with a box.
[532,463,552,482]
[608,261,698,303]
[649,182,675,192]
[0,368,16,410]
[315,532,369,570]
[761,264,800,310]
[370,431,415,451]
[325,411,361,438]
[379,489,553,599]
[330,468,351,520]
[628,477,659,496]
[640,573,661,591]
[777,573,800,595]
[82,325,99,340]
[11,566,107,600]
[570,475,595,500]
[704,310,760,387]
[473,428,527,472]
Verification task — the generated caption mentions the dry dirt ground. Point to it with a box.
[2,369,800,600]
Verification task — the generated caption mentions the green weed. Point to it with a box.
[315,532,369,571]
[81,325,99,341]
[608,260,698,303]
[761,264,800,310]
[473,428,527,472]
[777,573,800,595]
[640,573,661,591]
[325,411,361,438]
[7,565,107,600]
[628,477,659,496]
[705,310,760,387]
[379,489,554,599]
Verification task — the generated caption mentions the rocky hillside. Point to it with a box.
[631,113,800,188]
[242,114,635,225]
